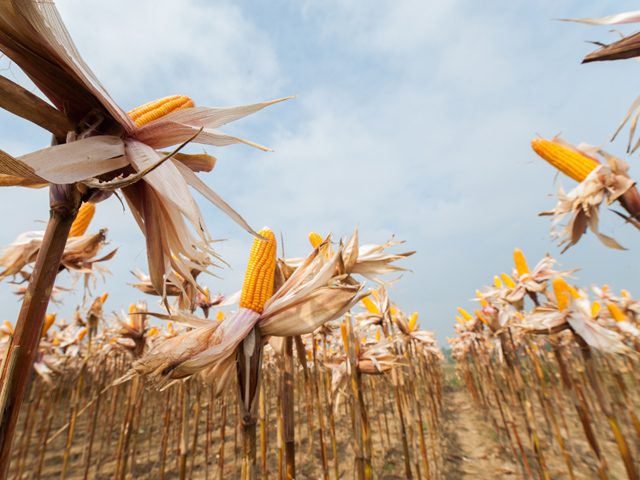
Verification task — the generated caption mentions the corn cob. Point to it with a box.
[455,316,464,324]
[147,327,158,336]
[493,276,502,288]
[77,327,87,342]
[552,277,580,312]
[240,228,277,313]
[308,232,323,249]
[362,296,379,315]
[128,304,137,327]
[41,313,56,338]
[476,290,488,308]
[500,273,516,288]
[69,202,95,237]
[127,95,195,127]
[474,309,491,329]
[216,310,225,321]
[513,248,530,277]
[457,308,473,322]
[340,322,349,352]
[607,303,627,322]
[591,301,601,318]
[531,138,600,182]
[408,312,418,332]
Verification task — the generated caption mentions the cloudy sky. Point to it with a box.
[2,0,640,346]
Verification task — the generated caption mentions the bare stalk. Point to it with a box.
[0,184,82,478]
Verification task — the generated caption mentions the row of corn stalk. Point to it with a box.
[2,282,443,479]
[450,248,640,479]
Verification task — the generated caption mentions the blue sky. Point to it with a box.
[2,0,640,346]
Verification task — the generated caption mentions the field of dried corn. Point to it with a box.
[5,3,640,480]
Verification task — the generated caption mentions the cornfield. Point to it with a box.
[3,2,640,480]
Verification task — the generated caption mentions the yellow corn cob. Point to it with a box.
[475,309,491,329]
[494,276,502,288]
[240,228,277,313]
[607,303,627,322]
[501,273,516,289]
[409,312,418,332]
[307,350,312,362]
[621,289,631,299]
[2,320,13,334]
[457,308,473,321]
[69,202,96,238]
[376,330,380,342]
[552,277,580,312]
[147,327,158,336]
[340,322,349,351]
[77,327,87,342]
[362,296,379,314]
[127,95,195,127]
[216,310,225,321]
[513,248,530,277]
[41,313,56,338]
[128,303,137,327]
[308,232,323,249]
[476,290,488,308]
[591,301,601,318]
[100,292,108,303]
[455,316,463,324]
[531,138,600,183]
[167,322,174,335]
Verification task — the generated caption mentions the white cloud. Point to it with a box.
[56,0,283,106]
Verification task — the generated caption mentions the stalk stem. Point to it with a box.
[0,184,81,479]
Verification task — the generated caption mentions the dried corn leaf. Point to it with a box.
[17,136,126,184]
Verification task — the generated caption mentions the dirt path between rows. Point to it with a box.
[440,383,520,479]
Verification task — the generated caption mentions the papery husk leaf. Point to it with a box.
[342,229,359,274]
[259,285,366,337]
[92,248,118,263]
[583,31,640,63]
[200,351,237,397]
[0,149,47,182]
[175,308,261,373]
[18,136,125,184]
[263,244,341,314]
[163,151,216,173]
[131,98,294,149]
[0,173,46,188]
[125,139,206,239]
[0,74,74,138]
[612,93,640,144]
[141,98,293,130]
[267,335,285,356]
[586,209,627,250]
[115,321,223,386]
[173,160,259,237]
[83,130,202,190]
[137,310,214,330]
[561,11,640,25]
[131,122,272,151]
[139,183,168,296]
[0,1,133,130]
